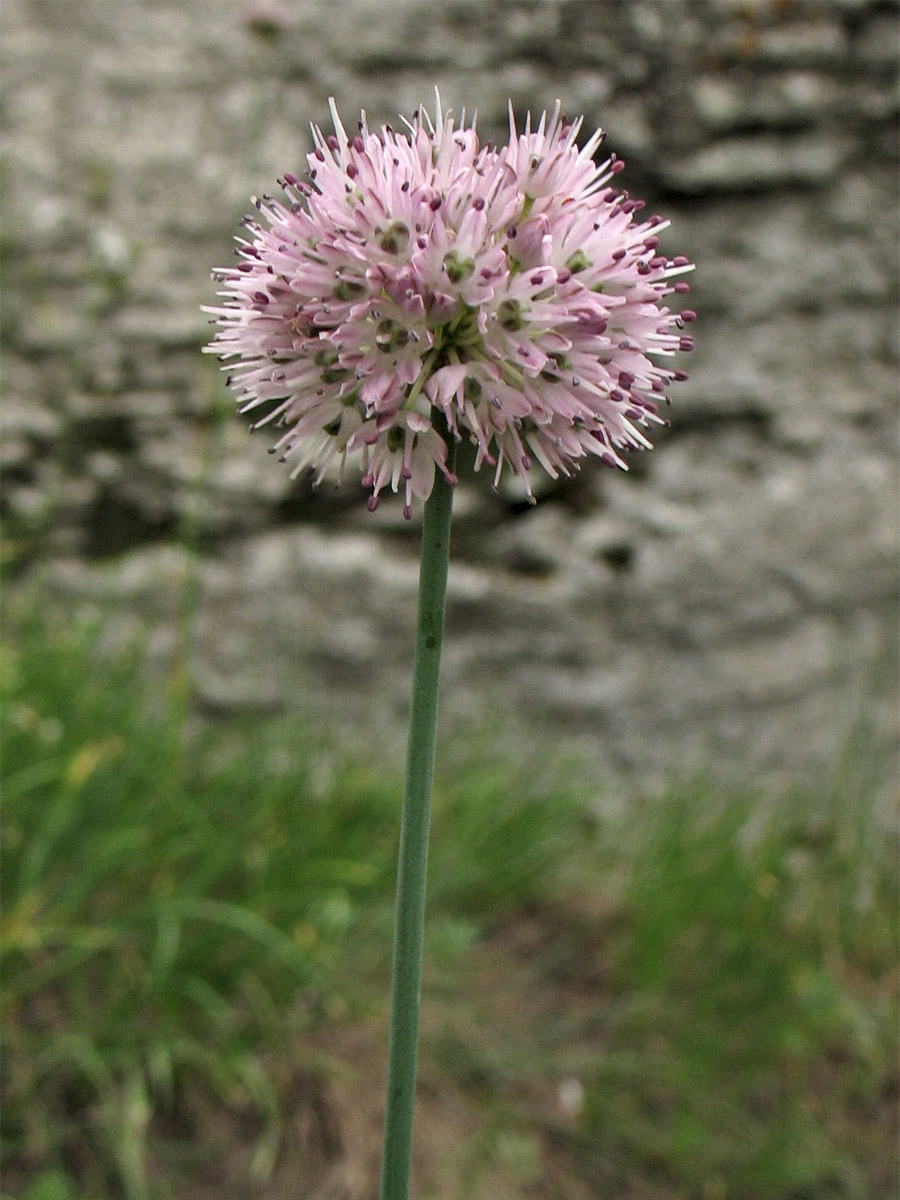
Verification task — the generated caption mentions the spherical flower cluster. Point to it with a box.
[205,95,695,516]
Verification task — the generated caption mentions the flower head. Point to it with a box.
[205,94,695,514]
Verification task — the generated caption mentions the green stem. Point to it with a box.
[379,431,456,1200]
[404,337,444,411]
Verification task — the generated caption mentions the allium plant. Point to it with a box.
[205,94,694,1200]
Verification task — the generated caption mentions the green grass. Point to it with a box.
[581,768,898,1199]
[1,600,897,1200]
[0,602,588,1198]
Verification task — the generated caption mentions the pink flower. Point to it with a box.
[204,94,695,515]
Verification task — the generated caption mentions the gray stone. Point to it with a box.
[854,11,900,65]
[690,72,839,133]
[665,132,849,194]
[748,19,848,67]
[2,0,897,792]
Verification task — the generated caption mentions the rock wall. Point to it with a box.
[2,0,898,787]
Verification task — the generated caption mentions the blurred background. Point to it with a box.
[2,2,898,1198]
